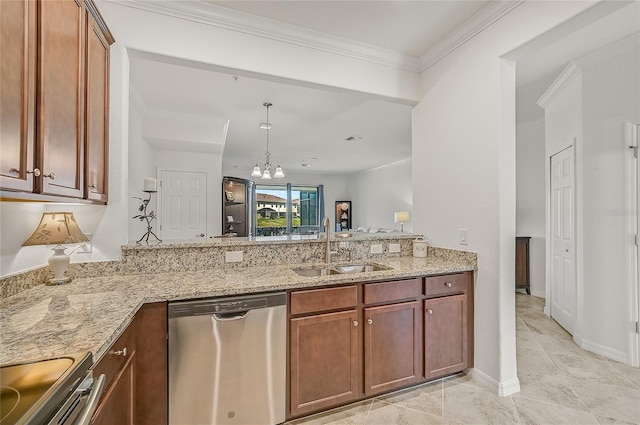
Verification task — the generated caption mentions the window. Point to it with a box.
[255,184,324,236]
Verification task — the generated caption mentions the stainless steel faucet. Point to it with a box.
[323,216,332,263]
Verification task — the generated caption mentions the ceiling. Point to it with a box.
[127,0,639,177]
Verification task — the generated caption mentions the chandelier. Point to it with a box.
[251,102,285,179]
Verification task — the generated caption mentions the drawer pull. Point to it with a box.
[427,309,433,315]
[367,318,373,325]
[114,347,127,357]
[445,282,453,288]
[353,321,358,327]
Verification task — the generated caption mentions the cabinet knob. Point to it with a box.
[8,168,19,175]
[114,347,127,357]
[26,168,41,177]
[43,172,56,180]
[445,282,453,288]
[353,320,358,327]
[367,318,373,325]
[427,309,433,315]
[88,183,97,191]
[196,233,205,237]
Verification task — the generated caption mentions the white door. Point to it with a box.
[550,146,576,334]
[160,171,207,240]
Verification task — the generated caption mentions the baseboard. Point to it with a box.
[531,289,545,299]
[580,339,629,364]
[468,368,521,396]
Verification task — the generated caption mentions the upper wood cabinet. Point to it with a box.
[0,0,37,192]
[0,0,114,203]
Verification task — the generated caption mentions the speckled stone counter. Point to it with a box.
[0,246,475,367]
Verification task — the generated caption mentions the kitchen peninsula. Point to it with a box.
[0,234,476,423]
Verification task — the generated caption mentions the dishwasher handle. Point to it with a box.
[213,311,249,321]
[74,373,106,425]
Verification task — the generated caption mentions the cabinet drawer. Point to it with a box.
[425,273,468,297]
[364,279,421,305]
[92,319,135,392]
[290,286,357,315]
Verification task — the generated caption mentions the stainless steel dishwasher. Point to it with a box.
[168,292,286,425]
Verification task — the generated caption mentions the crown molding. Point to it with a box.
[104,0,419,72]
[418,0,525,72]
[536,61,581,108]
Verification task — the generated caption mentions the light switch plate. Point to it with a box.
[370,244,383,254]
[459,229,469,245]
[389,243,401,253]
[225,251,244,262]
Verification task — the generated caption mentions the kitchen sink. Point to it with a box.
[293,263,391,277]
[293,267,342,277]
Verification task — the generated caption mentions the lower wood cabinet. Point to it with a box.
[364,300,422,396]
[288,273,473,420]
[424,294,468,379]
[91,302,167,425]
[92,351,136,425]
[289,307,359,416]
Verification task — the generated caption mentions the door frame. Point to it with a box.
[546,144,578,335]
[625,122,639,367]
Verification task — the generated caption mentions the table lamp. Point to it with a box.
[394,211,410,232]
[22,212,89,285]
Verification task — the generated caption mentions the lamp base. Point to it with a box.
[46,276,72,286]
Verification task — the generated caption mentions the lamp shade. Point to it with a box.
[394,211,410,223]
[23,212,89,246]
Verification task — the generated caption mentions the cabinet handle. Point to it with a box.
[26,168,41,177]
[88,183,97,191]
[445,282,453,288]
[353,320,358,327]
[113,347,127,357]
[427,309,433,315]
[367,318,373,325]
[43,172,56,180]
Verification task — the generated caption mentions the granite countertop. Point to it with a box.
[0,255,473,366]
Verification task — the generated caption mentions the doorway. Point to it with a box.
[159,170,207,240]
[549,145,576,334]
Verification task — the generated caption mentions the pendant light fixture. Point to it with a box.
[251,102,285,179]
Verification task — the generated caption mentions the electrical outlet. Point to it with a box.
[225,251,243,262]
[370,244,383,254]
[389,243,401,253]
[459,229,469,245]
[75,233,92,253]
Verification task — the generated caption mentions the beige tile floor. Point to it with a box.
[287,293,640,425]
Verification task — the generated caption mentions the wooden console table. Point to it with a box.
[515,237,531,294]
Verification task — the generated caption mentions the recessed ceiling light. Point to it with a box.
[345,136,363,142]
[300,163,311,168]
[309,157,317,161]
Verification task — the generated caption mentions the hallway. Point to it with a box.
[289,294,640,424]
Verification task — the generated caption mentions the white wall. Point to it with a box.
[516,121,546,298]
[412,0,597,395]
[348,159,412,232]
[128,94,156,242]
[0,43,131,277]
[579,38,639,362]
[97,1,418,104]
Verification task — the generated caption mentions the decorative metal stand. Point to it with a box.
[133,190,162,243]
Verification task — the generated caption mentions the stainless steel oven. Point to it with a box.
[0,352,105,425]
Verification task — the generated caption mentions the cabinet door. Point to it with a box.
[0,0,36,192]
[135,303,167,425]
[92,351,136,425]
[84,11,109,203]
[364,301,422,395]
[290,310,359,417]
[38,0,85,197]
[425,294,468,379]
